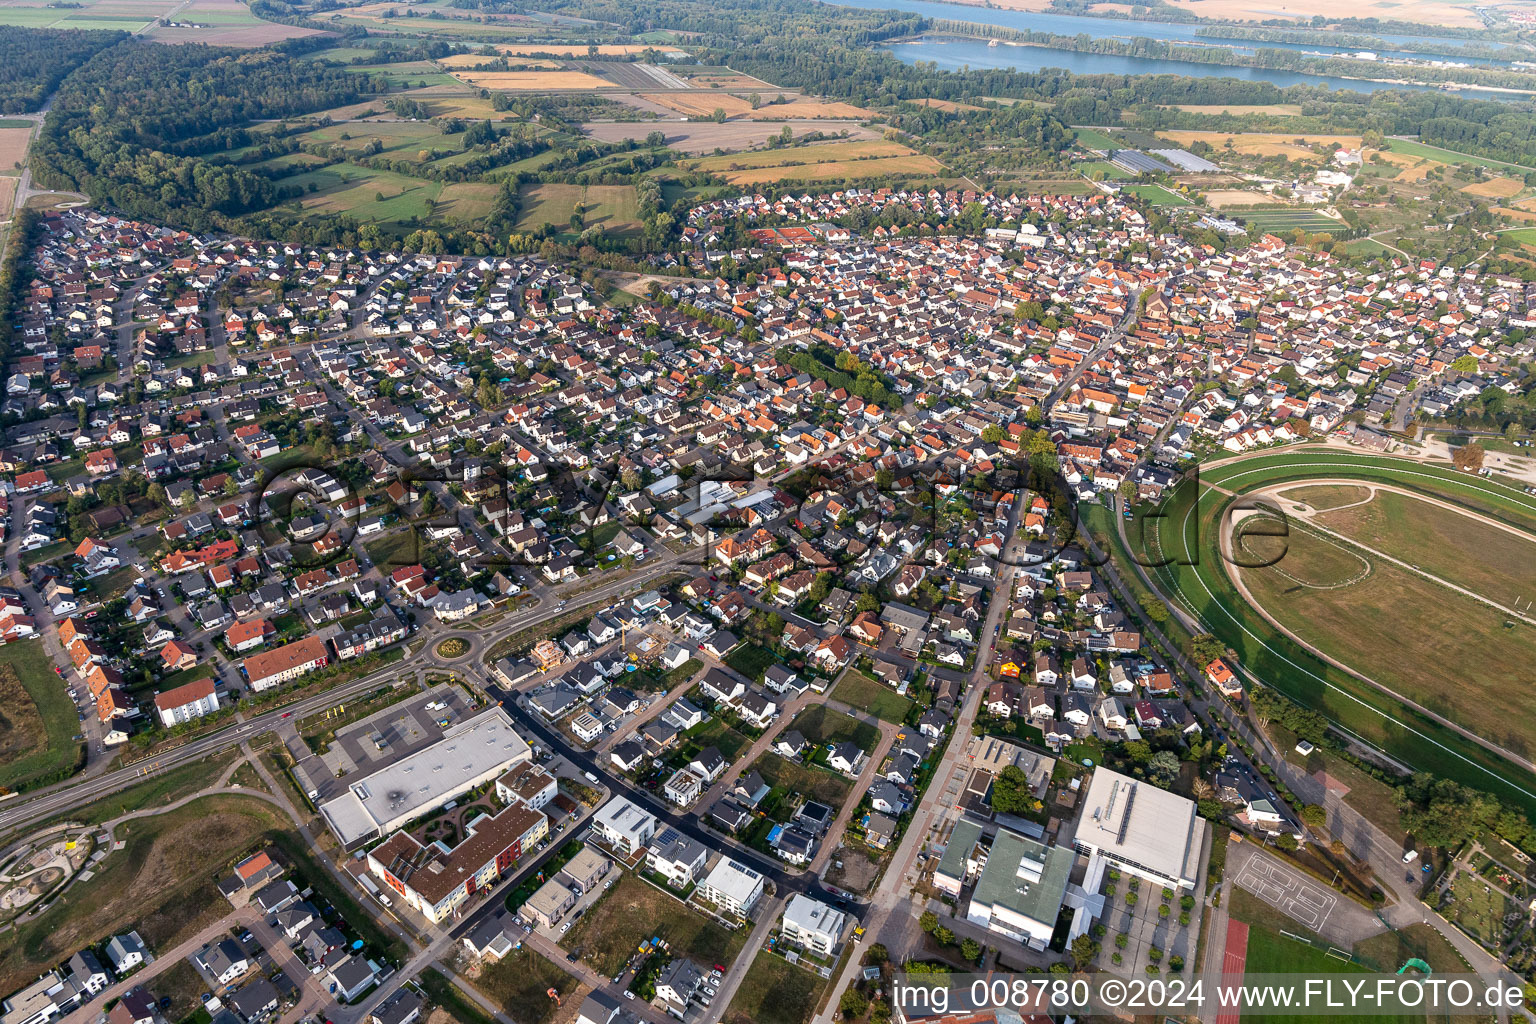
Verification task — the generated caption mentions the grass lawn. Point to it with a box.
[750,753,852,807]
[515,183,641,236]
[38,749,242,830]
[0,640,83,794]
[680,715,751,761]
[0,795,288,999]
[560,872,745,977]
[1124,183,1190,206]
[1072,127,1121,151]
[724,644,779,683]
[471,947,577,1024]
[833,671,911,724]
[789,705,880,751]
[364,529,426,572]
[155,959,209,1022]
[721,949,825,1024]
[421,969,494,1024]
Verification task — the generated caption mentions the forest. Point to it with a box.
[31,39,379,229]
[0,27,126,114]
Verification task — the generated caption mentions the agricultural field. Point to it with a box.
[1384,138,1534,173]
[638,92,870,120]
[1461,176,1525,199]
[1203,189,1284,208]
[446,69,613,90]
[1123,183,1189,206]
[707,151,945,185]
[145,0,322,44]
[1229,208,1343,233]
[0,177,16,220]
[1076,159,1136,180]
[559,872,746,976]
[582,119,877,155]
[514,182,641,235]
[687,139,915,172]
[0,0,167,30]
[1072,127,1120,151]
[0,124,32,169]
[1158,131,1361,162]
[1500,227,1536,249]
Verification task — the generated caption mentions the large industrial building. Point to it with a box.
[1074,766,1204,890]
[319,707,532,847]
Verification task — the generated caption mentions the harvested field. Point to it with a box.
[436,182,503,221]
[580,119,878,155]
[0,178,15,220]
[146,0,322,44]
[684,71,779,89]
[687,139,915,172]
[448,69,613,90]
[717,153,945,184]
[493,44,659,56]
[1462,176,1524,199]
[1166,104,1303,116]
[1204,189,1284,208]
[1394,163,1435,183]
[639,92,870,120]
[0,126,30,169]
[1159,131,1361,161]
[437,54,563,69]
[1495,207,1536,224]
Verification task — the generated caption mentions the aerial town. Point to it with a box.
[0,177,1531,1024]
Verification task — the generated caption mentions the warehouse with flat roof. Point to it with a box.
[1074,766,1204,890]
[320,707,532,847]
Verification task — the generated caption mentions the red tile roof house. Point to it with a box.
[154,676,219,727]
[243,635,329,692]
[161,639,198,672]
[225,618,274,653]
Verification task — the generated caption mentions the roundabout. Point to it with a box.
[434,636,471,660]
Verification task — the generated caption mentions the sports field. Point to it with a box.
[1138,446,1536,816]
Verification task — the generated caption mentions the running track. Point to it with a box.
[1216,920,1250,1024]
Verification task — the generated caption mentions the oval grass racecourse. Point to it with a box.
[1134,444,1536,816]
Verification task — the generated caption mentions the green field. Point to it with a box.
[1500,227,1536,247]
[1124,183,1190,206]
[789,704,880,751]
[1073,127,1120,151]
[1139,447,1536,817]
[560,872,746,976]
[833,671,912,723]
[1076,159,1136,180]
[722,949,826,1024]
[750,752,853,807]
[515,182,642,236]
[1385,138,1534,173]
[1232,208,1344,234]
[0,640,82,794]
